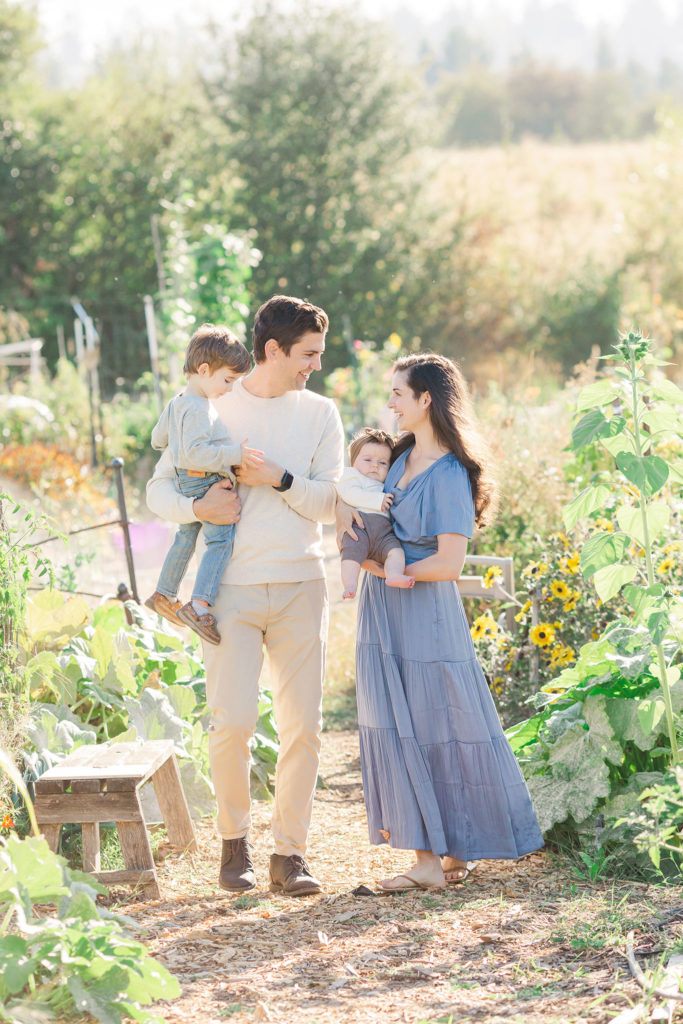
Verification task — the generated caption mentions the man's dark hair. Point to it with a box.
[252,295,328,363]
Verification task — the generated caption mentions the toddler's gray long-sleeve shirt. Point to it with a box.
[151,391,242,476]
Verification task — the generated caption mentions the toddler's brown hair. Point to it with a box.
[183,323,251,376]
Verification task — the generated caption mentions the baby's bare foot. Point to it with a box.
[343,588,356,600]
[386,574,415,589]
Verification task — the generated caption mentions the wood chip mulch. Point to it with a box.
[111,731,683,1024]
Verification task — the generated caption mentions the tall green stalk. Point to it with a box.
[626,346,679,765]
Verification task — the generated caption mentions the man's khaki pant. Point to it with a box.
[202,579,328,857]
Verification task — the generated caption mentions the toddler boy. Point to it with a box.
[337,427,414,599]
[145,323,260,644]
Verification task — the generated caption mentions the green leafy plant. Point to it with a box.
[0,748,180,1024]
[506,332,682,877]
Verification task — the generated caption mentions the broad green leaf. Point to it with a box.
[563,484,611,530]
[601,437,632,457]
[647,609,670,644]
[0,835,68,905]
[580,532,630,578]
[616,501,669,546]
[528,724,611,831]
[607,695,666,751]
[651,379,683,405]
[0,935,37,995]
[166,683,196,721]
[641,407,682,435]
[576,379,618,411]
[616,451,669,496]
[25,650,77,704]
[93,602,127,633]
[572,409,606,450]
[593,563,638,602]
[583,694,624,766]
[90,625,115,680]
[24,592,90,647]
[637,699,665,735]
[668,460,683,485]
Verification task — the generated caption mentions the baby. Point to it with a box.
[337,427,415,599]
[145,323,261,645]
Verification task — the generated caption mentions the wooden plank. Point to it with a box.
[33,792,142,824]
[81,824,101,872]
[106,777,138,792]
[116,791,160,898]
[40,824,61,853]
[39,741,175,784]
[151,755,197,853]
[34,779,65,795]
[94,868,157,887]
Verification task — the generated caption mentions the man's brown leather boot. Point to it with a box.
[269,854,321,896]
[219,837,256,892]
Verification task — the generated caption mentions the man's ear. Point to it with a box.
[264,338,281,361]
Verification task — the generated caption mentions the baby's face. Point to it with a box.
[353,441,392,483]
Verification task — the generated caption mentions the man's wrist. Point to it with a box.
[273,468,294,492]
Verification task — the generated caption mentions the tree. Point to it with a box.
[202,4,428,365]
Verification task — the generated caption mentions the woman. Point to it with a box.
[343,353,543,890]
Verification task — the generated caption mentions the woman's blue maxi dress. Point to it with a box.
[355,448,543,860]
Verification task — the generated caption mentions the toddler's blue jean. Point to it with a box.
[156,470,235,606]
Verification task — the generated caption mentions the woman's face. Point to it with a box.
[388,370,430,433]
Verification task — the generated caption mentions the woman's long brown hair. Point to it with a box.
[391,353,498,528]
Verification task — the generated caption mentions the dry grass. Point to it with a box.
[109,732,683,1024]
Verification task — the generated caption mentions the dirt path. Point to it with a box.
[116,732,682,1024]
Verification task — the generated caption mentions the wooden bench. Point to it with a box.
[457,555,516,631]
[34,740,197,899]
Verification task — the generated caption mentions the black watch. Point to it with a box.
[273,469,294,492]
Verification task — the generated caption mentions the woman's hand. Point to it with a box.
[193,479,241,525]
[361,559,385,578]
[335,496,364,549]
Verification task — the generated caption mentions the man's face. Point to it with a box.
[275,331,326,391]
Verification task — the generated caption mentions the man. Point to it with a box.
[147,295,344,895]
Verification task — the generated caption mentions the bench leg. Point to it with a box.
[40,823,61,853]
[151,755,197,854]
[81,823,101,873]
[116,792,160,899]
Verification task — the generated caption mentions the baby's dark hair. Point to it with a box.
[184,323,251,376]
[348,427,395,466]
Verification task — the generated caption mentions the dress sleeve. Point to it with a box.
[420,458,475,539]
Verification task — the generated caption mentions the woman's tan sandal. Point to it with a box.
[442,860,477,885]
[144,591,185,628]
[376,873,446,893]
[177,603,221,645]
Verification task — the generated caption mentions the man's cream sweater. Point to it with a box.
[146,378,345,585]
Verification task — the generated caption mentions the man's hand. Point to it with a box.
[335,496,364,549]
[381,492,394,513]
[235,456,284,488]
[193,478,241,524]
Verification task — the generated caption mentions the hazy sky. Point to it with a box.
[36,0,683,60]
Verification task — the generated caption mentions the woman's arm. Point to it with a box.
[363,533,468,581]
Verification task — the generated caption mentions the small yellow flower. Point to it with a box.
[492,676,504,695]
[515,599,532,623]
[563,590,580,612]
[559,552,580,575]
[550,580,570,601]
[594,518,614,532]
[663,542,681,555]
[562,645,575,665]
[657,557,675,576]
[551,532,571,549]
[522,561,550,581]
[530,623,556,648]
[483,565,503,589]
[504,659,513,671]
[387,332,402,351]
[471,613,498,640]
[591,626,600,640]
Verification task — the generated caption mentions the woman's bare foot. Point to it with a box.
[441,856,475,883]
[385,574,415,589]
[379,852,445,890]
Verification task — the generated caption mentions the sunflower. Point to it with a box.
[530,622,556,648]
[483,565,503,589]
[563,590,580,612]
[522,561,550,581]
[470,613,498,640]
[657,557,676,576]
[594,517,614,532]
[515,599,532,623]
[559,552,581,575]
[550,580,571,601]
